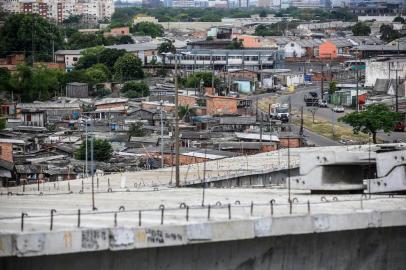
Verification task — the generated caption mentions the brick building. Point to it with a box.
[206,95,239,115]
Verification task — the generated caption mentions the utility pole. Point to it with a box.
[389,61,401,112]
[85,119,88,177]
[320,63,324,100]
[356,67,359,112]
[174,54,180,187]
[260,112,263,143]
[287,131,291,202]
[211,52,215,93]
[90,115,96,210]
[160,100,164,168]
[201,148,207,206]
[299,106,303,136]
[395,63,399,112]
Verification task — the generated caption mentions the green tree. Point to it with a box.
[339,104,403,143]
[0,14,63,61]
[99,48,127,71]
[199,13,222,22]
[0,68,11,93]
[0,118,5,131]
[226,38,244,49]
[113,53,144,82]
[131,22,164,38]
[67,32,104,49]
[179,105,195,120]
[85,64,111,85]
[352,22,371,36]
[259,10,268,18]
[9,64,66,101]
[75,139,113,162]
[380,24,402,42]
[185,72,221,89]
[254,24,283,36]
[118,35,134,44]
[121,81,149,98]
[127,122,146,141]
[95,88,111,97]
[329,81,337,94]
[393,16,405,24]
[66,69,90,83]
[158,41,176,54]
[75,46,105,70]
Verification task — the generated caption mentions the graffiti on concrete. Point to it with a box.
[81,230,107,249]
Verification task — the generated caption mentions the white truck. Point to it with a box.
[270,103,289,122]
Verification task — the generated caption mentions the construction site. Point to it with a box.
[0,144,406,270]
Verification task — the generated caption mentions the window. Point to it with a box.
[73,57,78,61]
[26,114,31,122]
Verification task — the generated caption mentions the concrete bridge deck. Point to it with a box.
[0,187,405,258]
[1,145,406,270]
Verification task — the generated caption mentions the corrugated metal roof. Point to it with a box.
[328,38,354,48]
[235,132,280,142]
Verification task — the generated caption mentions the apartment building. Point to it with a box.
[1,0,114,23]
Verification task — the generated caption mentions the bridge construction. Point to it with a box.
[0,145,406,270]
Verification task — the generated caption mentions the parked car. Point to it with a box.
[318,100,328,108]
[394,121,405,132]
[332,106,345,113]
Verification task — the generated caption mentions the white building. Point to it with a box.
[1,0,21,13]
[365,58,406,87]
[1,0,114,23]
[133,15,159,25]
[284,41,306,58]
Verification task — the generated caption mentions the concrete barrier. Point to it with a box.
[0,234,14,257]
[134,225,187,248]
[2,208,406,258]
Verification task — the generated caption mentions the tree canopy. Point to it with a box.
[113,53,144,82]
[8,64,66,102]
[339,104,403,143]
[254,24,283,36]
[85,64,111,85]
[0,14,63,61]
[131,22,164,38]
[158,41,176,54]
[184,72,221,89]
[352,22,371,36]
[227,38,244,49]
[379,24,402,42]
[75,139,113,162]
[127,122,146,141]
[75,47,127,73]
[121,81,149,98]
[393,16,405,24]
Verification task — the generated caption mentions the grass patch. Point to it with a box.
[292,114,371,143]
[257,96,278,112]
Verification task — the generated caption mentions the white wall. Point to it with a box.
[64,54,81,70]
[284,42,305,58]
[365,60,406,87]
[358,16,405,23]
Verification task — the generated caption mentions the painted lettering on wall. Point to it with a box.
[81,230,107,249]
[145,229,183,244]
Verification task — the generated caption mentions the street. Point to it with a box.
[278,82,406,144]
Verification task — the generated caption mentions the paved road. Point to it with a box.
[289,125,340,147]
[278,83,406,143]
